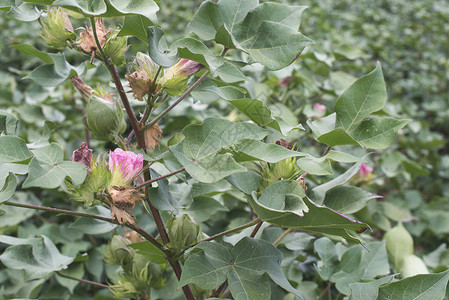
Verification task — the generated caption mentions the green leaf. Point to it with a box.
[383,222,413,271]
[307,64,409,149]
[147,26,178,67]
[323,186,381,214]
[69,217,116,235]
[118,15,153,43]
[170,118,269,183]
[335,63,387,131]
[7,2,41,21]
[0,235,74,280]
[148,169,180,211]
[187,196,229,222]
[55,263,84,294]
[189,0,312,70]
[297,155,333,176]
[22,144,87,189]
[129,241,166,264]
[311,162,362,205]
[0,173,17,203]
[10,44,53,64]
[348,275,395,300]
[0,110,18,135]
[248,180,368,243]
[180,237,303,300]
[0,136,33,163]
[232,139,305,163]
[226,171,261,195]
[349,116,411,149]
[377,270,449,300]
[52,0,107,16]
[108,0,158,23]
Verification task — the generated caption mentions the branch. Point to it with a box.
[55,271,110,289]
[135,167,185,189]
[2,201,164,252]
[272,228,292,246]
[90,17,143,149]
[249,220,264,238]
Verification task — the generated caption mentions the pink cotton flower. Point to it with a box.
[313,103,327,111]
[358,163,373,177]
[108,148,144,186]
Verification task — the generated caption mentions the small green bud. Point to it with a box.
[110,276,139,299]
[41,8,76,49]
[105,235,135,268]
[167,214,200,250]
[158,59,203,96]
[84,95,125,142]
[129,254,165,290]
[259,158,299,192]
[104,29,128,66]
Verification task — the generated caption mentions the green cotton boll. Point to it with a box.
[258,158,299,193]
[105,235,135,268]
[104,30,128,66]
[167,214,200,250]
[84,96,124,142]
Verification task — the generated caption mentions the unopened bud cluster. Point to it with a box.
[105,235,165,298]
[126,52,203,100]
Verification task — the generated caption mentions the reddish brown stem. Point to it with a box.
[136,167,185,189]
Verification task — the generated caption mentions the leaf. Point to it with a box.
[0,110,18,135]
[377,270,449,300]
[335,63,387,132]
[52,0,107,15]
[225,171,261,195]
[297,155,333,176]
[147,26,178,67]
[311,162,362,205]
[148,169,180,211]
[383,222,414,271]
[0,235,74,280]
[187,196,229,222]
[10,44,53,64]
[349,116,411,149]
[69,218,116,235]
[189,0,313,70]
[0,173,17,203]
[323,186,382,214]
[348,275,396,300]
[170,118,269,183]
[180,237,303,300]
[22,144,87,189]
[248,180,368,243]
[118,15,153,43]
[55,262,84,294]
[0,136,33,163]
[232,139,305,163]
[108,0,158,23]
[307,64,409,149]
[129,242,166,264]
[7,2,40,21]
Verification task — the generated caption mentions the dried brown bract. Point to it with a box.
[143,123,162,150]
[108,186,144,226]
[78,18,111,63]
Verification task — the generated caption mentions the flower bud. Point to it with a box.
[72,143,92,173]
[104,235,135,268]
[104,29,128,66]
[110,276,139,299]
[167,214,200,250]
[129,253,165,290]
[125,52,160,101]
[41,8,76,49]
[71,76,93,102]
[84,95,125,142]
[159,59,203,96]
[358,163,373,177]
